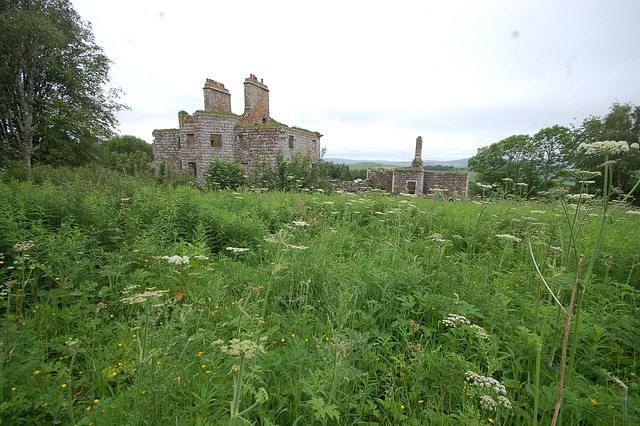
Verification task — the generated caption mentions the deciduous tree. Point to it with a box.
[0,0,126,172]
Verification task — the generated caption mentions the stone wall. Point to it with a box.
[423,171,468,198]
[391,169,425,194]
[367,169,468,198]
[367,169,394,190]
[152,129,180,171]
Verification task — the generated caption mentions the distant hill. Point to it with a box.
[324,158,468,169]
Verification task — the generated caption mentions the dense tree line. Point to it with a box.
[469,102,640,199]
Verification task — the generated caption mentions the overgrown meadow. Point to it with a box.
[1,167,638,425]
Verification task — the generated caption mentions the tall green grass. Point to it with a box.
[0,167,638,424]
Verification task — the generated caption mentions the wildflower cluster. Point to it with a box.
[578,140,638,155]
[441,314,490,340]
[494,234,522,243]
[441,314,470,327]
[157,255,190,265]
[465,371,511,411]
[212,338,267,359]
[226,247,250,253]
[120,288,169,304]
[14,241,35,251]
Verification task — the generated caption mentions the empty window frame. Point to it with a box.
[211,134,222,148]
[289,135,294,149]
[188,162,197,178]
[187,134,195,148]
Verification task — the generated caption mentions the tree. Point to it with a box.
[0,0,126,172]
[532,125,573,190]
[468,134,541,192]
[100,135,153,175]
[570,102,640,198]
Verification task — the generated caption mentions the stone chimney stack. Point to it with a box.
[411,136,424,169]
[203,79,231,112]
[242,74,270,125]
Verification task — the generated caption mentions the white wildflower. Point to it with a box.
[120,289,169,304]
[494,234,522,243]
[470,324,490,340]
[226,247,249,253]
[578,140,629,155]
[441,313,470,328]
[292,220,309,227]
[158,255,190,265]
[480,395,497,410]
[287,244,308,250]
[497,395,512,409]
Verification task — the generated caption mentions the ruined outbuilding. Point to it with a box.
[152,75,322,179]
[367,136,468,198]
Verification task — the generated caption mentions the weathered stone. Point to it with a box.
[368,137,469,198]
[153,75,322,179]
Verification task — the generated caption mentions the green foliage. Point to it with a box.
[0,167,638,424]
[469,102,640,203]
[0,0,126,172]
[203,158,246,190]
[100,135,153,176]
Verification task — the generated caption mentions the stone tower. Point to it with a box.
[243,74,270,124]
[411,136,424,169]
[203,79,231,112]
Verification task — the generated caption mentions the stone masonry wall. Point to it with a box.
[391,169,424,194]
[152,129,180,171]
[423,171,469,198]
[367,169,394,190]
[288,128,321,160]
[367,169,468,198]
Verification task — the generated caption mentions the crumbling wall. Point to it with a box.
[367,170,394,189]
[152,129,180,171]
[423,171,468,198]
[367,169,469,198]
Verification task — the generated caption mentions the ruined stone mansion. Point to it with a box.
[152,75,322,179]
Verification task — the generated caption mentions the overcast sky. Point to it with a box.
[73,0,640,161]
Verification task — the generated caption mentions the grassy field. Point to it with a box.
[0,167,638,425]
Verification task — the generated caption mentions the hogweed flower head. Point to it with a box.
[578,140,629,155]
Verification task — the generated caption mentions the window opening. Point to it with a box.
[211,134,222,148]
[289,135,294,149]
[188,162,197,178]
